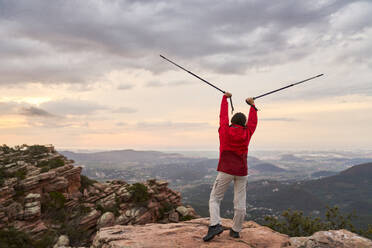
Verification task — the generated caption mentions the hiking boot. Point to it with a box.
[229,228,240,238]
[203,224,224,242]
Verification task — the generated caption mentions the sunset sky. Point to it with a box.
[1,0,371,151]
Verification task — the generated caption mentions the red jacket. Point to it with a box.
[217,95,257,176]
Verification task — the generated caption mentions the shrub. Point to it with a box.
[0,227,55,248]
[0,167,6,186]
[28,145,49,156]
[40,167,49,173]
[80,175,98,193]
[0,145,13,154]
[49,191,66,209]
[180,215,193,221]
[263,206,368,238]
[96,200,120,217]
[37,158,65,171]
[41,192,67,223]
[128,183,149,203]
[14,187,25,199]
[0,227,33,248]
[158,202,175,220]
[14,168,27,180]
[60,223,87,247]
[362,225,372,239]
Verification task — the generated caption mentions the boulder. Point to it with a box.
[53,235,70,248]
[290,229,372,248]
[79,210,101,230]
[97,212,115,229]
[168,209,179,223]
[176,206,189,217]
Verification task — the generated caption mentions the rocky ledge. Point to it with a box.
[0,145,199,247]
[92,218,372,248]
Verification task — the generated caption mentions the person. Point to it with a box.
[203,92,258,242]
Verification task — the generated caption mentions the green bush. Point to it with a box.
[0,167,6,186]
[37,158,65,171]
[0,227,32,248]
[49,191,66,209]
[0,145,13,154]
[128,183,149,203]
[14,187,25,199]
[60,224,86,247]
[28,145,49,156]
[80,175,98,193]
[263,206,372,238]
[95,194,123,217]
[158,202,175,219]
[0,167,27,185]
[0,227,55,248]
[14,168,27,180]
[362,225,372,239]
[41,192,67,223]
[180,215,193,221]
[40,167,49,173]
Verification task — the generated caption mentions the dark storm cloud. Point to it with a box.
[0,0,368,85]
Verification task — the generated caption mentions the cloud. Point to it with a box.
[117,83,134,90]
[112,107,137,114]
[1,0,369,86]
[0,101,19,115]
[0,101,56,118]
[19,106,55,117]
[40,99,108,115]
[136,121,211,130]
[261,117,298,122]
[116,122,127,126]
[145,80,192,88]
[145,81,163,88]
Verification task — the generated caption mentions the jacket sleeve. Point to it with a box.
[219,95,229,129]
[246,105,258,136]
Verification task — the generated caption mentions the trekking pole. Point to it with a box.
[160,55,234,113]
[246,74,324,110]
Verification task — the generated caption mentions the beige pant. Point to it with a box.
[209,171,248,232]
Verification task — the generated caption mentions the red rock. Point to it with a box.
[92,218,292,248]
[135,210,154,225]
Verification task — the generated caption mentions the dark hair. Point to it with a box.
[231,112,247,127]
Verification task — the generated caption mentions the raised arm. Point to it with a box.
[246,98,258,135]
[220,93,231,128]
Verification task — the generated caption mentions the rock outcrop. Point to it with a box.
[92,218,291,248]
[290,229,372,248]
[2,145,371,248]
[0,145,199,246]
[92,218,372,248]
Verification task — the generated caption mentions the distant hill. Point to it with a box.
[251,163,287,173]
[303,163,372,214]
[311,170,338,178]
[60,149,184,163]
[182,162,372,229]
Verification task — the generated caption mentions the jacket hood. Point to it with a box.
[228,124,248,143]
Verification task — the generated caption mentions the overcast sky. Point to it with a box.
[1,0,371,151]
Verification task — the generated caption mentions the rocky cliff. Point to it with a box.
[1,145,371,248]
[92,218,372,248]
[0,145,199,247]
